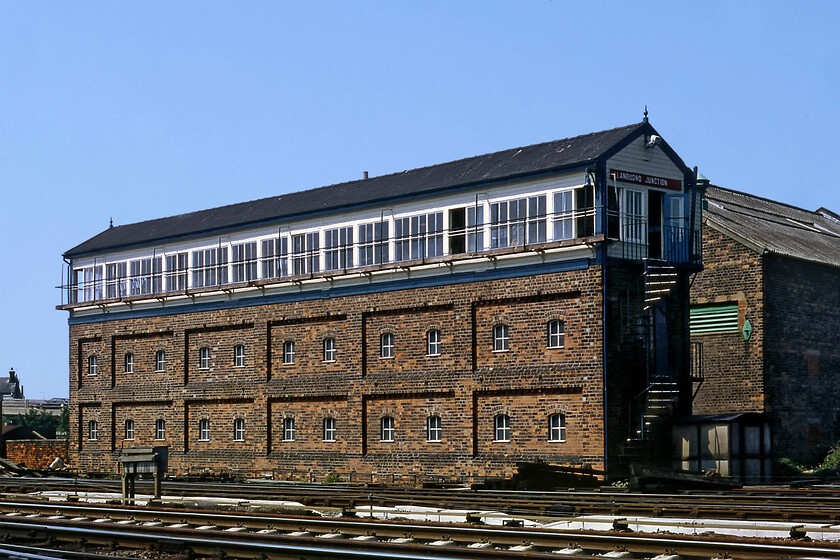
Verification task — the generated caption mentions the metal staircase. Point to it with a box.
[643,259,678,310]
[627,259,681,442]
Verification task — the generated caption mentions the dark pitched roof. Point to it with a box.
[65,122,649,257]
[704,185,840,268]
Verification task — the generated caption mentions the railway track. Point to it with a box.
[0,499,839,559]
[8,477,840,522]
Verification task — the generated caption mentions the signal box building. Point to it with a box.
[690,186,840,468]
[60,120,702,481]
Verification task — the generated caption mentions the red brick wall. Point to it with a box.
[68,267,606,480]
[7,439,69,470]
[690,225,765,414]
[763,255,840,462]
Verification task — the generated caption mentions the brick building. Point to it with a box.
[690,186,840,466]
[60,120,701,481]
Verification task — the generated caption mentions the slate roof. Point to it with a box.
[65,122,649,258]
[704,185,840,268]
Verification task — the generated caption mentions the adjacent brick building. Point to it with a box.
[690,186,840,466]
[60,120,702,481]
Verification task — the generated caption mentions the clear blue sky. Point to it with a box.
[2,2,838,398]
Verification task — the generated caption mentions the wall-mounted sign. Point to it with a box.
[742,319,753,341]
[610,169,682,191]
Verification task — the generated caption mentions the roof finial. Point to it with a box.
[643,105,649,122]
[109,217,113,228]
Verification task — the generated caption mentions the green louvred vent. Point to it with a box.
[690,304,739,335]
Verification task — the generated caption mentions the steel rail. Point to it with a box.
[1,500,839,559]
[11,478,840,522]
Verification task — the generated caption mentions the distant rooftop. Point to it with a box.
[65,122,656,258]
[705,185,840,268]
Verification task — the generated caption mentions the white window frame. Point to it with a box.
[323,338,336,362]
[358,221,389,266]
[492,324,509,352]
[621,189,646,244]
[106,262,127,299]
[88,355,98,375]
[380,416,395,442]
[199,347,211,369]
[494,414,510,442]
[283,341,295,364]
[165,252,188,292]
[549,413,566,442]
[283,417,295,441]
[261,236,289,279]
[323,417,336,442]
[427,415,442,442]
[324,226,353,271]
[489,194,547,249]
[123,353,133,374]
[552,190,575,240]
[232,241,258,283]
[198,418,210,441]
[292,231,320,275]
[155,350,166,372]
[426,329,441,356]
[124,419,135,441]
[155,419,166,440]
[234,344,245,367]
[547,320,565,348]
[233,418,245,442]
[88,420,98,440]
[380,333,394,359]
[394,211,444,261]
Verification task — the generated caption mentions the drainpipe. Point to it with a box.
[595,162,610,479]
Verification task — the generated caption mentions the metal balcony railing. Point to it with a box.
[59,207,699,306]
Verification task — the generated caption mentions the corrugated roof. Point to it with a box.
[65,122,647,257]
[705,185,840,268]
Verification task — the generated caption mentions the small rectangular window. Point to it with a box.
[547,320,565,348]
[199,418,210,441]
[124,353,134,373]
[427,415,442,442]
[380,333,394,359]
[234,345,245,367]
[155,350,166,372]
[323,338,336,362]
[380,416,395,442]
[493,325,509,352]
[427,330,441,356]
[233,418,245,441]
[199,347,211,369]
[88,420,98,440]
[494,414,510,441]
[88,355,98,375]
[155,419,166,440]
[323,418,336,441]
[283,341,295,364]
[124,419,135,440]
[283,417,295,441]
[549,413,566,442]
